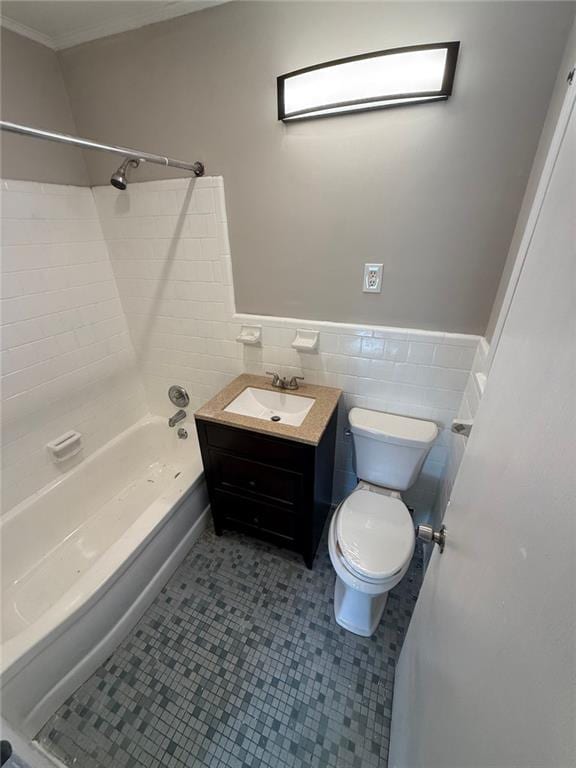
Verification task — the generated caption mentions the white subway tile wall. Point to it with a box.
[92,178,238,418]
[234,314,480,519]
[1,180,147,513]
[3,175,483,522]
[94,175,481,520]
[432,337,490,530]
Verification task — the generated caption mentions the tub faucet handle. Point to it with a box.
[168,385,189,408]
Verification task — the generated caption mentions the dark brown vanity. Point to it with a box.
[195,374,341,568]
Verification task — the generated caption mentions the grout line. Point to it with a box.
[1,257,109,274]
[0,296,121,326]
[2,340,133,400]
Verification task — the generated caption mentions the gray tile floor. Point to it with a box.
[39,527,423,768]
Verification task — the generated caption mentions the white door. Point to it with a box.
[389,98,576,766]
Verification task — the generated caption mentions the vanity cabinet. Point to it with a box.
[195,411,337,568]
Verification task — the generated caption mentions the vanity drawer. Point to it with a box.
[210,450,301,506]
[203,422,310,470]
[213,489,298,543]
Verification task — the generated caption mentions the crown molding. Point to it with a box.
[0,14,56,50]
[52,1,224,50]
[0,1,226,52]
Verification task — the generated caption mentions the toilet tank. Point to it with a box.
[349,408,438,491]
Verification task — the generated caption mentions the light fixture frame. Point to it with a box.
[277,41,460,122]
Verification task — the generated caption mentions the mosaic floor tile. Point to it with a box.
[39,527,423,768]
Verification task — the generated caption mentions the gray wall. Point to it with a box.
[3,3,572,333]
[485,15,576,341]
[57,1,573,334]
[0,27,88,186]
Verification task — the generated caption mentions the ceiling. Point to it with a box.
[0,0,228,50]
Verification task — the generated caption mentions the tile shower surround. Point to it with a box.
[0,180,147,512]
[1,176,482,521]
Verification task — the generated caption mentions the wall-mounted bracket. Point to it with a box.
[47,431,83,463]
[292,329,319,352]
[451,418,473,438]
[236,325,262,345]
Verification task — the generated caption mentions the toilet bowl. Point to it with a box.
[328,484,415,636]
[328,408,438,636]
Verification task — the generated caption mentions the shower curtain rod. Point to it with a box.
[0,120,205,176]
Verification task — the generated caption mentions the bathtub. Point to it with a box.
[1,415,208,738]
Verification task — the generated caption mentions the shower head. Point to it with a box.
[110,158,139,190]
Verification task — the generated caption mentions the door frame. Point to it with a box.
[487,65,576,370]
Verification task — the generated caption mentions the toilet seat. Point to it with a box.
[336,488,414,583]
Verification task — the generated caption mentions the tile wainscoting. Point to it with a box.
[432,337,490,532]
[232,313,480,520]
[3,175,483,522]
[95,175,481,519]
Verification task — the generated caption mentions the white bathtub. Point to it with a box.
[0,415,208,738]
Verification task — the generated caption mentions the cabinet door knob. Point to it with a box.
[253,516,259,525]
[248,480,256,488]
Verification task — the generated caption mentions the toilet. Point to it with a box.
[328,407,438,637]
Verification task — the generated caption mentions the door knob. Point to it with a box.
[416,524,447,553]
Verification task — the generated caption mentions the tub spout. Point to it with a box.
[168,409,187,428]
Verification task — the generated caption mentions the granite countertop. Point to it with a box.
[194,374,341,446]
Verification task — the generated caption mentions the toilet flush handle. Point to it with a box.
[416,524,447,553]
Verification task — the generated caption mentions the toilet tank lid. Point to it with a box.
[349,408,438,447]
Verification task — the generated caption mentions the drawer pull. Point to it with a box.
[248,480,256,488]
[253,516,259,525]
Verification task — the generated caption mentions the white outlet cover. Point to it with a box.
[363,263,383,293]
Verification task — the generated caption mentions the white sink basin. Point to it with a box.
[224,387,315,427]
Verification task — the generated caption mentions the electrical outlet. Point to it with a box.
[363,263,383,293]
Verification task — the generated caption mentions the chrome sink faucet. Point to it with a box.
[266,371,304,391]
[168,409,187,427]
